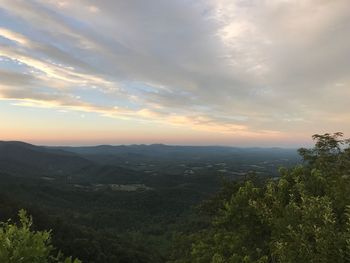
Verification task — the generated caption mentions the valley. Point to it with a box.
[0,141,299,262]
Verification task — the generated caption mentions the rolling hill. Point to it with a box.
[0,141,92,177]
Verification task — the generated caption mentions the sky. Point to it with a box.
[0,0,349,147]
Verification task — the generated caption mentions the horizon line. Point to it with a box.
[1,140,301,149]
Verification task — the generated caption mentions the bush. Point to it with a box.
[0,209,81,263]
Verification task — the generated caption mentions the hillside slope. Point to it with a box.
[0,141,91,177]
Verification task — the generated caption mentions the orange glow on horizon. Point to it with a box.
[0,126,311,147]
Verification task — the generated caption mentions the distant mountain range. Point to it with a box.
[52,143,296,156]
[0,140,299,184]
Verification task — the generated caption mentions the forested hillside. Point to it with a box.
[169,133,350,262]
[2,133,350,262]
[3,133,350,262]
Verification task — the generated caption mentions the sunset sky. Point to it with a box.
[0,0,349,146]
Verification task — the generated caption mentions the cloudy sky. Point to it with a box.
[0,0,349,146]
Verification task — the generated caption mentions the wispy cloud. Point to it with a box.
[0,0,349,143]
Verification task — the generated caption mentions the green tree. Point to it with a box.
[0,209,81,263]
[170,133,350,263]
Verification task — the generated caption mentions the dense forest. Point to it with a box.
[169,133,350,262]
[3,133,350,262]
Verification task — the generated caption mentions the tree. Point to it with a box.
[169,133,350,263]
[0,209,81,263]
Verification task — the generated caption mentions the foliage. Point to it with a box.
[0,209,81,263]
[0,140,299,262]
[170,133,350,262]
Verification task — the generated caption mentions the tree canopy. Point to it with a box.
[0,209,81,263]
[169,133,350,263]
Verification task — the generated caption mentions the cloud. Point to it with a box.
[0,70,36,86]
[0,0,349,140]
[0,27,31,46]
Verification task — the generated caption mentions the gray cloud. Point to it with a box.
[0,70,36,86]
[0,0,349,138]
